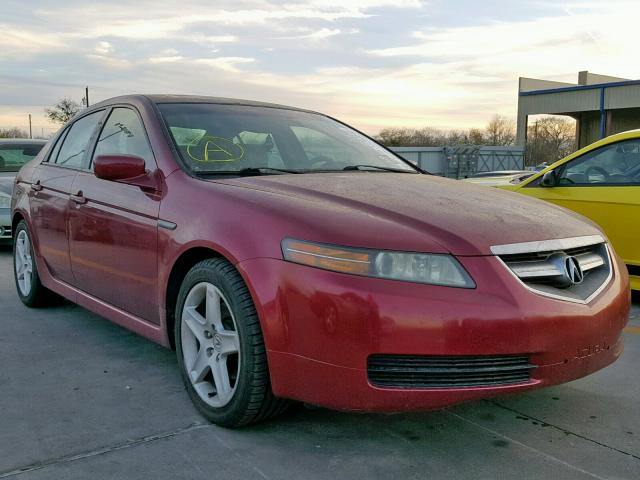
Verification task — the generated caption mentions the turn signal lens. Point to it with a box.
[282,239,475,288]
[282,239,372,275]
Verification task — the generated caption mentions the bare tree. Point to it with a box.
[375,114,516,147]
[45,98,81,125]
[526,117,576,166]
[467,128,485,145]
[484,115,515,146]
[0,127,29,138]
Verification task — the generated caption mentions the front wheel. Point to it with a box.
[13,220,59,308]
[175,258,289,427]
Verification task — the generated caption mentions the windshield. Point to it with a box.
[158,103,416,174]
[0,143,45,173]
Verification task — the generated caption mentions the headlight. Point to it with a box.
[0,193,10,209]
[282,239,475,288]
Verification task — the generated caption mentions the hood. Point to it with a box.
[214,173,602,256]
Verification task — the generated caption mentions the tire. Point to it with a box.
[175,258,289,428]
[13,220,60,308]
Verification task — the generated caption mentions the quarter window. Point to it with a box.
[55,111,104,169]
[47,129,69,163]
[558,139,640,186]
[93,108,154,170]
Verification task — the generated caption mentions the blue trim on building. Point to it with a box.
[599,88,606,139]
[519,79,640,97]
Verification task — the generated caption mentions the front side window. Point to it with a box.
[558,139,640,186]
[55,111,104,169]
[92,108,155,170]
[158,103,415,174]
[0,143,45,172]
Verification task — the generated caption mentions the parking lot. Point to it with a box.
[0,246,638,479]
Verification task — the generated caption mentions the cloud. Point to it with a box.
[368,3,640,79]
[86,54,133,69]
[34,0,419,41]
[276,27,361,41]
[2,0,638,136]
[147,56,185,64]
[278,28,342,40]
[0,24,66,58]
[94,41,113,55]
[194,56,256,73]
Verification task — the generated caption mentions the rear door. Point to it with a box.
[28,111,105,284]
[521,139,640,281]
[68,107,161,323]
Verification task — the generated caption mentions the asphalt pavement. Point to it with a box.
[0,246,638,479]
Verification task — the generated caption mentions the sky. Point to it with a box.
[1,0,638,136]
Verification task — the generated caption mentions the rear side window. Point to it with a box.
[55,111,104,169]
[92,108,155,170]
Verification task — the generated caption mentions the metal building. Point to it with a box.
[516,71,640,148]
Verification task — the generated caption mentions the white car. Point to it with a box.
[0,139,47,243]
[463,170,534,187]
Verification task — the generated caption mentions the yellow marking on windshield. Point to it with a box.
[186,135,244,163]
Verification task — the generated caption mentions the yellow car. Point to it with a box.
[501,130,640,291]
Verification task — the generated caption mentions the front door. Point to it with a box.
[29,110,105,284]
[68,107,161,323]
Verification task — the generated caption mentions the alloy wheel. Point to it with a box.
[181,282,240,408]
[15,230,33,297]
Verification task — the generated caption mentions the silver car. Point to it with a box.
[0,139,47,243]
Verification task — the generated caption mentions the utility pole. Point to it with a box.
[85,86,90,107]
[28,114,32,139]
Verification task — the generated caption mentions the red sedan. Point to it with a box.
[11,95,630,427]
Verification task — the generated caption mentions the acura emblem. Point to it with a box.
[564,256,584,285]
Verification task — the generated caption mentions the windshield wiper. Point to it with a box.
[195,167,301,176]
[343,164,417,173]
[237,167,301,175]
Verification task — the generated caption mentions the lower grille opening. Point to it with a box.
[367,354,535,389]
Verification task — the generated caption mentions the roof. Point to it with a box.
[91,94,316,114]
[0,138,48,145]
[519,79,640,97]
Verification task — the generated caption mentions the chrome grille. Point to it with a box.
[492,235,612,303]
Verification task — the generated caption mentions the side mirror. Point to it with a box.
[540,170,557,187]
[94,154,146,181]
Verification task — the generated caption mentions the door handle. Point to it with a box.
[70,191,87,205]
[30,181,42,192]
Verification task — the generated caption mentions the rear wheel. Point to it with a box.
[13,220,59,307]
[175,258,289,427]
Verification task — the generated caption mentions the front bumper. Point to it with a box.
[237,252,630,412]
